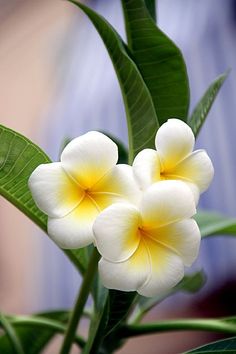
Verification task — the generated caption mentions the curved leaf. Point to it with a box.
[189,71,229,137]
[122,0,190,125]
[0,314,24,354]
[68,0,159,162]
[195,210,236,238]
[187,336,236,353]
[0,124,89,273]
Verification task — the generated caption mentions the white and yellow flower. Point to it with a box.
[94,180,200,297]
[133,119,214,203]
[29,131,141,249]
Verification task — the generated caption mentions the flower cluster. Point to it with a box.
[29,119,214,297]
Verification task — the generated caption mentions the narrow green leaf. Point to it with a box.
[0,124,89,274]
[195,210,236,238]
[0,313,24,354]
[188,71,229,136]
[68,0,159,162]
[187,336,236,353]
[122,0,190,125]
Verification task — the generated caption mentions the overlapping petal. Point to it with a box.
[28,163,83,218]
[91,164,141,207]
[173,150,214,193]
[138,238,184,297]
[61,131,118,188]
[48,196,98,249]
[94,203,141,262]
[155,119,195,170]
[146,219,201,266]
[141,181,196,229]
[133,149,161,189]
[99,240,149,292]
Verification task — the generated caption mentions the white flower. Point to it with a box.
[94,180,200,297]
[28,131,140,249]
[133,119,214,203]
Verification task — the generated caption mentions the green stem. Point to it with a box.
[120,318,236,338]
[60,247,100,354]
[4,316,85,348]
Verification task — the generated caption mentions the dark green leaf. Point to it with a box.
[187,336,236,353]
[195,210,236,238]
[188,71,229,137]
[144,0,156,21]
[122,0,190,125]
[0,314,24,354]
[68,0,159,162]
[0,311,70,354]
[0,124,89,274]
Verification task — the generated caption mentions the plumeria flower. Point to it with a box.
[94,180,201,297]
[29,131,141,249]
[133,119,214,203]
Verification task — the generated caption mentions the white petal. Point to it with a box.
[185,182,200,205]
[133,149,161,190]
[94,203,141,262]
[48,196,99,249]
[155,119,195,169]
[61,131,118,189]
[28,163,82,218]
[91,164,142,207]
[174,150,214,193]
[98,240,149,292]
[147,219,201,266]
[141,180,196,229]
[138,238,184,297]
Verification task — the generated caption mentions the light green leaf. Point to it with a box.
[195,210,236,238]
[68,0,159,163]
[188,71,229,136]
[0,124,89,274]
[187,336,236,353]
[121,0,190,125]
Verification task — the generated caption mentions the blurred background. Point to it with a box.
[1,0,236,353]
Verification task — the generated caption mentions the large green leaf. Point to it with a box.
[0,311,71,354]
[121,0,190,125]
[187,336,236,353]
[0,124,89,273]
[195,210,236,238]
[68,0,159,162]
[188,71,229,137]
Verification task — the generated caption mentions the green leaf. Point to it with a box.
[0,313,24,354]
[0,311,73,354]
[134,271,206,323]
[188,71,229,136]
[0,124,89,274]
[121,0,190,125]
[195,210,236,238]
[144,0,156,21]
[187,336,236,353]
[68,0,159,163]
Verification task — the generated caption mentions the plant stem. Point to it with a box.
[120,318,236,338]
[60,247,100,354]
